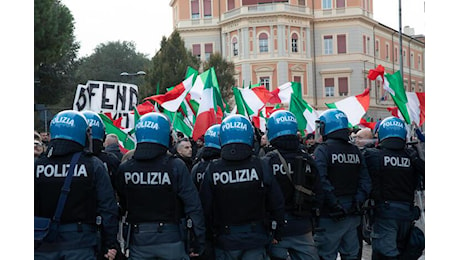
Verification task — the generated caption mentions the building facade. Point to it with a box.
[170,0,425,120]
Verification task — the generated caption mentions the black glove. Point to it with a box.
[329,203,347,221]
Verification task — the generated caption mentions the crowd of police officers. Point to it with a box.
[35,107,425,260]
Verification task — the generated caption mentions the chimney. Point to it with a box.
[404,26,415,36]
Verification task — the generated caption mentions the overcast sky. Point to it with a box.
[61,0,426,59]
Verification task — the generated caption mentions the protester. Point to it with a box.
[35,110,119,260]
[175,137,194,172]
[104,133,124,161]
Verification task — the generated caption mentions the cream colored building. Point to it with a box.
[170,0,425,120]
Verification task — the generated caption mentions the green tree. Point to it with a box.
[145,30,200,98]
[74,41,149,85]
[202,52,236,104]
[34,0,79,105]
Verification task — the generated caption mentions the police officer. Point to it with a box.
[262,110,322,260]
[115,112,205,259]
[35,110,119,260]
[191,124,221,190]
[313,109,371,260]
[199,114,285,260]
[82,111,121,190]
[190,125,221,260]
[362,117,425,260]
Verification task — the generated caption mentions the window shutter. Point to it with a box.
[337,34,346,54]
[338,77,348,94]
[191,0,199,14]
[205,43,213,53]
[204,0,211,16]
[192,44,201,56]
[325,78,334,87]
[336,0,345,8]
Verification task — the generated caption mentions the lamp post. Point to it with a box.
[120,71,146,84]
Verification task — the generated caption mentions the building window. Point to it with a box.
[260,77,270,90]
[363,35,366,54]
[324,35,333,55]
[322,0,332,9]
[259,33,268,53]
[192,44,201,59]
[410,52,414,68]
[394,47,398,62]
[337,34,346,54]
[375,40,380,58]
[338,77,348,96]
[205,43,213,60]
[204,0,211,17]
[292,33,298,53]
[191,0,199,19]
[299,0,305,6]
[293,76,301,83]
[325,78,334,97]
[403,50,406,66]
[418,54,422,70]
[228,0,235,10]
[232,37,238,56]
[385,43,389,60]
[336,0,345,8]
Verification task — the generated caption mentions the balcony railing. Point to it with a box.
[223,3,310,20]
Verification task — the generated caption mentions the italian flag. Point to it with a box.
[99,113,136,151]
[289,94,319,134]
[233,86,273,116]
[368,65,424,125]
[163,109,194,138]
[269,82,302,104]
[192,72,219,141]
[144,74,194,112]
[326,88,370,126]
[387,92,425,126]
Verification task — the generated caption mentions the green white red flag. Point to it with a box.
[387,92,425,126]
[269,82,302,104]
[325,88,370,126]
[192,72,219,141]
[289,94,319,134]
[144,74,194,112]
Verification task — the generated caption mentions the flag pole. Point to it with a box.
[399,0,404,87]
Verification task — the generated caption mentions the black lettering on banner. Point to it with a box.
[117,84,127,111]
[75,87,87,111]
[88,83,100,107]
[102,83,115,109]
[129,86,138,111]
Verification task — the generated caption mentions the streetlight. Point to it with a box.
[120,71,146,84]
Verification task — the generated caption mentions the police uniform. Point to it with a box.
[199,115,285,260]
[115,112,206,260]
[313,109,371,260]
[35,110,119,260]
[262,110,322,260]
[362,117,425,259]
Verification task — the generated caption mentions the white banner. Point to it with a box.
[73,80,138,129]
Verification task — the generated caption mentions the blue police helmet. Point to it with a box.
[220,115,254,147]
[204,124,221,149]
[50,110,89,146]
[135,112,171,147]
[267,110,298,142]
[318,109,349,136]
[81,110,105,141]
[377,116,407,142]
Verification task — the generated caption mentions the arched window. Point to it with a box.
[291,33,298,53]
[232,37,238,56]
[259,33,268,53]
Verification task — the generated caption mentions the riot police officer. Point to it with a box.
[262,110,322,260]
[199,114,285,260]
[190,124,221,260]
[115,112,205,259]
[191,124,221,190]
[313,109,371,260]
[362,117,425,260]
[35,110,119,260]
[82,111,121,190]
